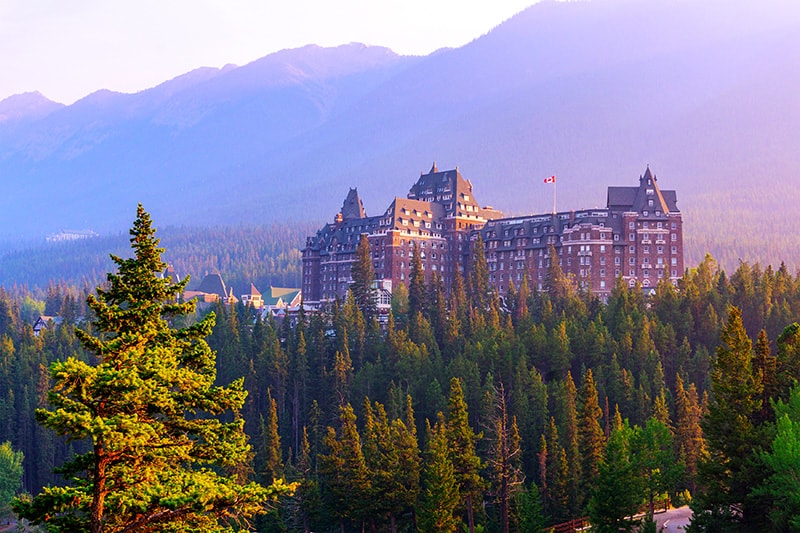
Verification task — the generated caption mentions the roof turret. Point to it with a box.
[340,188,366,220]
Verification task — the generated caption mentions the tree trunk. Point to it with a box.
[91,442,107,533]
[467,493,475,533]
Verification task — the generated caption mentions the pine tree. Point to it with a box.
[319,403,370,532]
[13,205,288,533]
[587,420,641,533]
[758,384,800,531]
[259,390,284,484]
[469,234,490,311]
[446,377,484,533]
[0,441,23,519]
[558,372,582,516]
[409,243,426,319]
[350,234,377,320]
[692,306,766,530]
[577,369,605,507]
[417,413,461,533]
[634,417,680,521]
[486,381,524,533]
[674,374,705,495]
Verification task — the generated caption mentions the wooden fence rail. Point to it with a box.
[549,497,671,532]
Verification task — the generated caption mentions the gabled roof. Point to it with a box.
[384,197,446,234]
[607,167,679,215]
[197,273,227,298]
[407,164,499,219]
[310,214,383,256]
[264,287,301,307]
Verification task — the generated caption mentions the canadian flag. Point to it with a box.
[543,175,556,183]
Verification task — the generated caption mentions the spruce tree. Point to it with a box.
[0,441,23,519]
[446,377,484,533]
[577,369,605,507]
[486,382,524,533]
[587,420,641,533]
[319,403,370,532]
[417,414,461,533]
[674,374,705,495]
[468,234,490,311]
[408,243,426,319]
[13,205,288,533]
[691,306,766,530]
[350,234,377,319]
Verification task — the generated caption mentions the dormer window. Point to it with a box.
[643,210,649,216]
[646,188,654,195]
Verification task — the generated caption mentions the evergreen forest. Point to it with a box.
[3,222,800,530]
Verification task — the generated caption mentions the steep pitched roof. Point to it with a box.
[197,273,227,298]
[264,287,302,307]
[607,167,679,215]
[407,165,498,219]
[384,197,446,234]
[340,188,367,220]
[246,283,261,296]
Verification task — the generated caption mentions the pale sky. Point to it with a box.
[0,0,539,104]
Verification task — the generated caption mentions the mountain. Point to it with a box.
[2,0,799,270]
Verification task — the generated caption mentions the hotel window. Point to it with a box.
[629,233,635,241]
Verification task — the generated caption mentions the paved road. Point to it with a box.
[655,505,693,533]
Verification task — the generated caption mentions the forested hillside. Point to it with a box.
[3,244,800,530]
[0,221,316,296]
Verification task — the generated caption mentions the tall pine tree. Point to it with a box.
[14,205,288,533]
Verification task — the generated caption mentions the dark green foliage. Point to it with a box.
[0,441,23,518]
[12,205,287,533]
[418,414,461,533]
[8,243,800,530]
[758,384,800,531]
[350,234,377,319]
[691,306,769,531]
[588,420,641,532]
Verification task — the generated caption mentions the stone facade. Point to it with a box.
[302,164,683,305]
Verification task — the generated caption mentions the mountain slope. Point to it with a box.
[1,0,799,270]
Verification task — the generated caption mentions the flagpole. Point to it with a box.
[553,179,557,215]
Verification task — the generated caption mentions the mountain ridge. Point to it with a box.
[1,0,799,271]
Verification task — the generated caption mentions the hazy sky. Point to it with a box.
[0,0,539,104]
